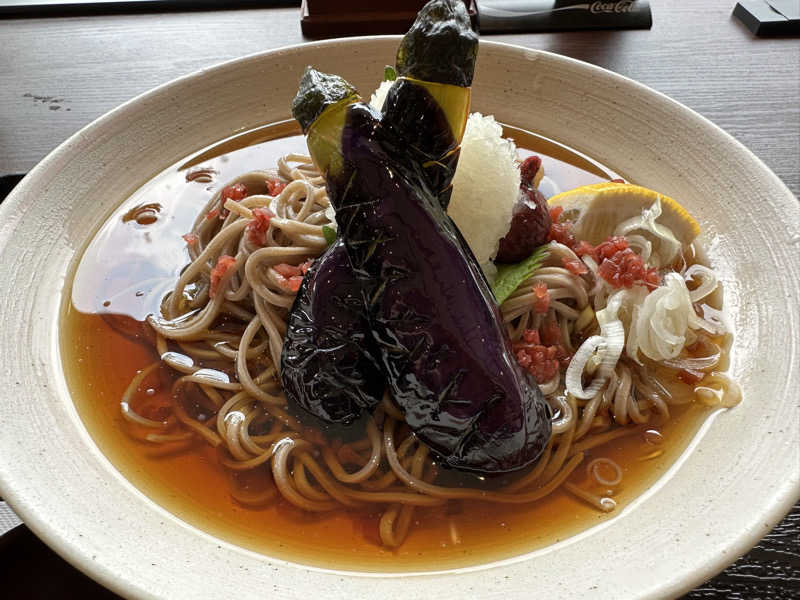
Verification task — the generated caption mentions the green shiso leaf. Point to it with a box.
[322,225,337,246]
[384,65,397,81]
[491,245,550,305]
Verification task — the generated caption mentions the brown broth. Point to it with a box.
[61,121,714,572]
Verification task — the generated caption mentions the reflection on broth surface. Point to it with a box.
[62,121,729,571]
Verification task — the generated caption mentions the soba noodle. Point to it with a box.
[121,155,739,548]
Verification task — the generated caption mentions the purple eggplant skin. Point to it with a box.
[285,3,550,472]
[282,81,463,426]
[281,241,384,425]
[329,104,550,475]
[381,78,461,211]
[281,80,464,427]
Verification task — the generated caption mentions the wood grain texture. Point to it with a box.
[684,503,800,599]
[0,1,797,597]
[0,1,798,195]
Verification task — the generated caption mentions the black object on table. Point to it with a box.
[0,524,121,599]
[0,175,24,200]
[734,0,800,36]
[0,0,300,18]
[477,0,652,34]
[300,0,652,38]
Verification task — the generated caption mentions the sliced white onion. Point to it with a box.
[633,273,696,361]
[614,198,681,268]
[684,264,718,302]
[663,354,720,371]
[625,303,643,364]
[596,290,624,327]
[596,286,647,327]
[597,319,625,381]
[565,336,605,399]
[566,288,646,399]
[688,311,726,335]
[651,290,682,346]
[538,374,561,396]
[626,234,653,265]
[565,318,626,400]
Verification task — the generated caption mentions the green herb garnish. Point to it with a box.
[322,225,337,246]
[491,245,550,305]
[384,65,397,81]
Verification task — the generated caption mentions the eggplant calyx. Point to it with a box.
[396,0,478,87]
[292,67,359,132]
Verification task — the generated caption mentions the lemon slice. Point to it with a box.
[548,183,700,267]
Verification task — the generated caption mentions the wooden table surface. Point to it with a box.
[0,1,798,598]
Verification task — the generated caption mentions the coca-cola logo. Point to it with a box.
[481,1,644,20]
[589,1,636,13]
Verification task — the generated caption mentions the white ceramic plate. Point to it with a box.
[0,38,797,600]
